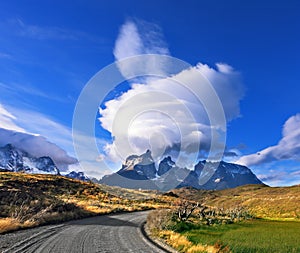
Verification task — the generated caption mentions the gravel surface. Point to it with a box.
[0,223,65,252]
[0,211,167,253]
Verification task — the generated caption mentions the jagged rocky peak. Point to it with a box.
[141,149,154,164]
[66,171,90,181]
[0,144,59,175]
[194,160,206,176]
[0,144,23,171]
[122,149,154,170]
[100,150,264,191]
[181,160,262,190]
[33,156,59,174]
[158,156,175,176]
[117,150,156,179]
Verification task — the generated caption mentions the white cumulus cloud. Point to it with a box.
[99,20,244,166]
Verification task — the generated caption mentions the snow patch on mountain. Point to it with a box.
[100,150,264,191]
[0,144,59,175]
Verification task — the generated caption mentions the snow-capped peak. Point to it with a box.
[0,144,59,175]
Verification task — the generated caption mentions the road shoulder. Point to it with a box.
[141,221,179,253]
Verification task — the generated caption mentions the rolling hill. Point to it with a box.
[169,184,300,220]
[0,172,172,234]
[1,171,299,236]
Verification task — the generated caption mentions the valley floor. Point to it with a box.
[161,219,300,253]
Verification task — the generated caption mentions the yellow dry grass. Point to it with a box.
[0,218,21,233]
[159,230,222,253]
[171,184,300,220]
[187,244,218,253]
[0,172,174,234]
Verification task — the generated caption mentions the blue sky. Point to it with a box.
[0,0,299,185]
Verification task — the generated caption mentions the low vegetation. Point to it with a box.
[171,184,300,220]
[182,219,300,253]
[0,172,174,234]
[2,172,300,252]
[147,202,251,253]
[147,185,300,253]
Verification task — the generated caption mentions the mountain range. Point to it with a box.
[0,144,263,191]
[0,144,87,181]
[0,144,59,175]
[100,150,263,191]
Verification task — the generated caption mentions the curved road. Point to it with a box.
[2,211,167,253]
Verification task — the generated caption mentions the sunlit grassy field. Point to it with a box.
[149,185,300,253]
[180,219,300,253]
[156,219,300,253]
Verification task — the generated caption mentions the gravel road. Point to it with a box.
[0,211,167,253]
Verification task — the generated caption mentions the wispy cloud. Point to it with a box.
[0,82,70,104]
[0,103,77,170]
[0,128,77,170]
[113,19,170,80]
[291,170,300,176]
[254,160,300,186]
[257,172,287,185]
[237,114,300,166]
[0,17,107,45]
[6,18,104,42]
[0,52,13,59]
[5,105,75,156]
[72,130,117,178]
[0,104,26,133]
[0,103,109,177]
[114,19,169,60]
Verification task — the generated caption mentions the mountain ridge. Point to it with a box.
[100,150,263,191]
[0,144,263,191]
[0,144,59,175]
[0,144,89,181]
